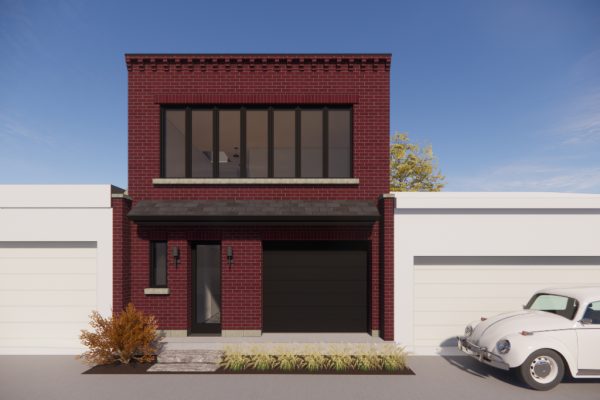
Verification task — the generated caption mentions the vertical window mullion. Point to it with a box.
[295,107,301,178]
[240,107,247,178]
[268,107,274,178]
[185,107,192,178]
[213,108,219,178]
[323,107,329,178]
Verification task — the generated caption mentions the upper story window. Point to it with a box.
[162,106,352,179]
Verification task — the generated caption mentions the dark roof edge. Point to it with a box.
[125,53,391,58]
[125,54,392,69]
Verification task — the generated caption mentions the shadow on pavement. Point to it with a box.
[442,355,528,389]
[444,355,600,388]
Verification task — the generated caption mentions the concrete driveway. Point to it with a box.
[1,355,598,400]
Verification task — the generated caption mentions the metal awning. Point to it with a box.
[128,200,380,225]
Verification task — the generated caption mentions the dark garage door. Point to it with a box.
[263,241,368,332]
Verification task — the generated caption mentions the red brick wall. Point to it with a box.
[126,55,390,201]
[111,196,131,313]
[379,196,395,340]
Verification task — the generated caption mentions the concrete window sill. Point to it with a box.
[152,178,359,185]
[144,288,170,295]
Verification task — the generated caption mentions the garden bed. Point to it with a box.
[83,361,154,374]
[83,363,414,375]
[83,344,413,375]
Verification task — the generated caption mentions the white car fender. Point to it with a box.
[500,332,578,376]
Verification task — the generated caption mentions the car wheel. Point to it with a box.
[517,349,564,391]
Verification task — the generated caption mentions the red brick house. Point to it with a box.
[112,54,395,340]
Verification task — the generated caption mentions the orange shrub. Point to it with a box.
[79,303,158,365]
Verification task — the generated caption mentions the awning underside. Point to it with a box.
[128,200,380,225]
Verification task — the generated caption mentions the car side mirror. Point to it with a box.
[579,318,593,325]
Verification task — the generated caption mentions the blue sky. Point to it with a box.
[1,0,599,192]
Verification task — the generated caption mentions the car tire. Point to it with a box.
[517,349,565,391]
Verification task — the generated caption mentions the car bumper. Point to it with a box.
[457,337,510,371]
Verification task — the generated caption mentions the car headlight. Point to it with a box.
[464,325,474,337]
[496,339,511,354]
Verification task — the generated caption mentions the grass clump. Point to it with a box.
[302,345,328,372]
[220,345,251,371]
[274,346,305,371]
[248,346,277,371]
[328,345,354,371]
[353,345,383,371]
[380,344,407,371]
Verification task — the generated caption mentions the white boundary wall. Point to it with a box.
[394,192,600,355]
[0,185,113,354]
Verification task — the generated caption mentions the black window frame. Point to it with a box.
[149,241,168,288]
[160,105,353,179]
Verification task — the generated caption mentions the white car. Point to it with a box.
[458,286,600,390]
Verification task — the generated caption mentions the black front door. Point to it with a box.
[191,243,221,334]
[263,241,369,332]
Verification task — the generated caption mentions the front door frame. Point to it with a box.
[190,241,222,335]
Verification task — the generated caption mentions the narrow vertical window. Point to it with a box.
[300,110,323,177]
[218,110,241,178]
[328,109,351,178]
[164,110,186,177]
[191,110,213,178]
[150,241,167,288]
[273,110,295,177]
[246,110,268,177]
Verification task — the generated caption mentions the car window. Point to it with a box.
[525,294,579,320]
[583,301,600,324]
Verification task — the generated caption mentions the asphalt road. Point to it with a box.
[1,355,599,400]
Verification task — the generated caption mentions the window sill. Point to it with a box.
[144,288,170,295]
[152,178,359,185]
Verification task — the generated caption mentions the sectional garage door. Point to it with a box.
[263,241,368,332]
[413,256,600,352]
[0,242,97,354]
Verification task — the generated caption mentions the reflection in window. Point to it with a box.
[161,107,352,179]
[164,110,186,177]
[301,110,323,177]
[328,110,351,178]
[191,110,213,177]
[218,110,241,178]
[274,110,295,178]
[246,110,268,177]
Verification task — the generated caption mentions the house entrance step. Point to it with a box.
[157,349,223,364]
[148,349,223,373]
[148,362,219,373]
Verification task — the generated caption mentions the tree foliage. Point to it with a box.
[390,132,445,192]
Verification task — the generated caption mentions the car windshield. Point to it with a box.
[525,293,579,320]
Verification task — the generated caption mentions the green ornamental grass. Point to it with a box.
[219,343,407,373]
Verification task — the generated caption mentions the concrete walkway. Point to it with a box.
[1,355,599,400]
[161,333,383,350]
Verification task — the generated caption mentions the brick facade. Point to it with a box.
[111,195,131,312]
[126,55,390,201]
[379,195,395,340]
[114,54,394,339]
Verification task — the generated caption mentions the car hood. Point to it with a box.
[469,310,574,349]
